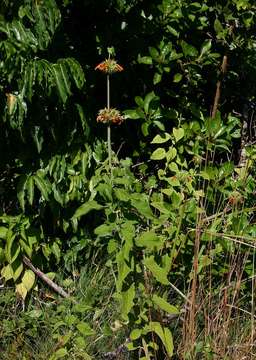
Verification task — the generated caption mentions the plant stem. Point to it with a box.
[107,74,112,178]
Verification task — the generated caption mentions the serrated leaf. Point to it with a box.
[73,200,103,219]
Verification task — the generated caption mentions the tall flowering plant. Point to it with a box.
[95,57,124,177]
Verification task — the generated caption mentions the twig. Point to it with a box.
[226,304,256,319]
[211,55,228,118]
[22,256,72,300]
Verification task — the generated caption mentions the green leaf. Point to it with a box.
[136,231,162,250]
[173,73,182,82]
[141,122,149,136]
[13,261,23,281]
[173,127,184,142]
[34,174,50,201]
[16,282,28,300]
[94,223,115,236]
[52,242,61,263]
[153,72,162,85]
[138,56,153,65]
[0,227,8,239]
[214,19,224,34]
[1,264,14,281]
[146,322,173,357]
[26,175,35,206]
[151,133,171,144]
[149,47,159,60]
[131,196,154,219]
[151,148,166,160]
[22,269,35,292]
[52,63,71,103]
[180,40,198,57]
[120,283,135,321]
[166,147,177,162]
[200,40,212,57]
[144,92,156,113]
[152,295,179,314]
[130,328,142,340]
[169,162,179,173]
[115,188,130,202]
[52,348,68,359]
[116,250,132,292]
[124,109,142,120]
[17,174,28,211]
[76,322,95,336]
[144,256,169,285]
[73,200,103,219]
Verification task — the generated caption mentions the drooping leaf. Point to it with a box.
[73,200,103,219]
[152,294,179,314]
[119,283,135,321]
[146,322,174,357]
[144,256,169,285]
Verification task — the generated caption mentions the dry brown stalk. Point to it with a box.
[211,55,228,118]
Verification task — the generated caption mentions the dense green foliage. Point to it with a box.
[1,0,256,358]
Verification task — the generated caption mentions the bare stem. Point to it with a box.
[107,74,112,178]
[211,55,228,118]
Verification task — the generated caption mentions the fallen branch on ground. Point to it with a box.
[22,256,72,300]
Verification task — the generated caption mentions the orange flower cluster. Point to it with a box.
[95,59,124,74]
[96,108,124,125]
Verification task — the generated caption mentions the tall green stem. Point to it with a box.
[107,74,112,178]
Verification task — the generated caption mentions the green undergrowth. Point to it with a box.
[0,263,130,360]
